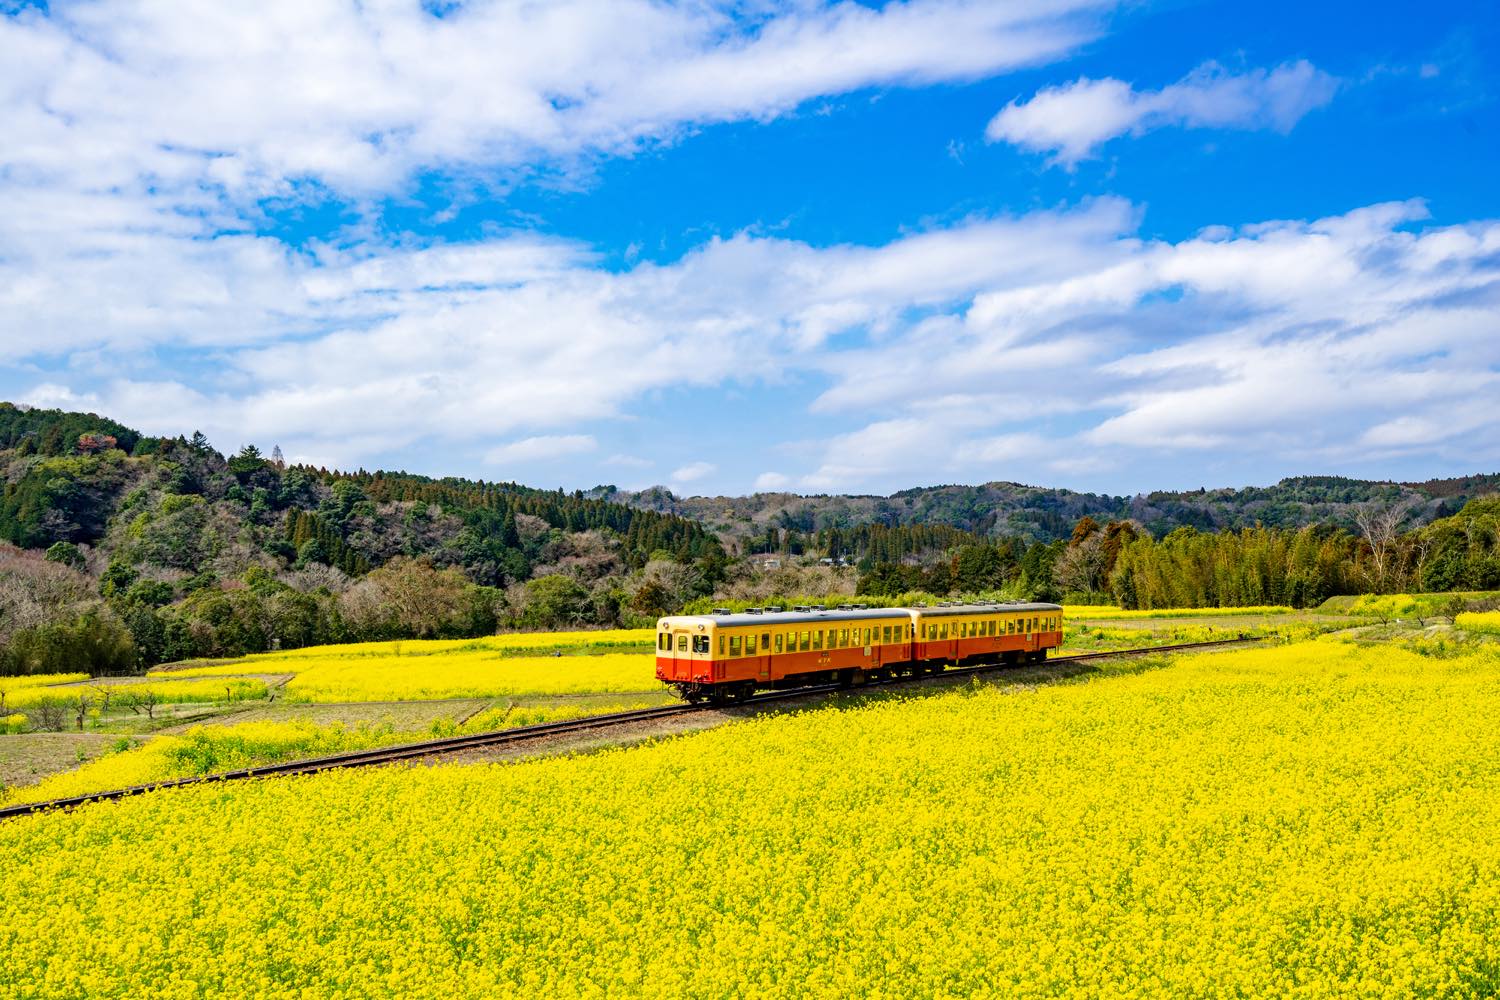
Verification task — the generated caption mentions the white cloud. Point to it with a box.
[672,461,717,483]
[986,60,1338,164]
[754,472,792,491]
[788,199,1500,490]
[605,454,652,469]
[15,197,1500,489]
[484,434,597,465]
[0,0,1108,203]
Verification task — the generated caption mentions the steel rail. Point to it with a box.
[0,635,1259,820]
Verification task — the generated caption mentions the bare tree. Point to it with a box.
[123,688,163,721]
[31,700,67,732]
[1054,533,1111,597]
[89,682,114,716]
[1353,499,1416,593]
[73,693,91,732]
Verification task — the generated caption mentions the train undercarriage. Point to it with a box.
[669,648,1050,705]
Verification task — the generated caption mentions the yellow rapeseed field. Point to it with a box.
[1064,604,1295,619]
[4,701,659,806]
[147,630,660,702]
[2,676,266,710]
[222,628,656,663]
[275,651,658,702]
[0,672,89,706]
[4,638,1499,997]
[1456,611,1500,635]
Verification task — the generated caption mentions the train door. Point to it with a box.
[672,630,691,680]
[866,625,879,668]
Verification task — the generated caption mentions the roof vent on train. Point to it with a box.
[746,607,763,615]
[794,605,811,612]
[766,606,784,612]
[712,607,732,616]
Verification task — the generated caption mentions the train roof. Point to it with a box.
[662,601,1061,628]
[915,602,1062,617]
[663,607,913,628]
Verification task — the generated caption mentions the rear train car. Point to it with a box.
[909,602,1063,668]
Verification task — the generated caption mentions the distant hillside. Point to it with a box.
[597,473,1500,547]
[0,402,726,669]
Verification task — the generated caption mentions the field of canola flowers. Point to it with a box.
[145,629,661,702]
[4,637,1500,998]
[2,700,659,806]
[1063,604,1295,619]
[1,675,267,710]
[1456,611,1500,635]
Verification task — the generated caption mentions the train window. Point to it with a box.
[800,631,810,651]
[747,635,757,655]
[812,630,823,650]
[827,629,837,647]
[864,628,872,645]
[762,633,770,649]
[729,636,741,655]
[881,626,889,643]
[657,633,666,650]
[774,634,783,653]
[693,635,709,654]
[677,635,688,652]
[718,636,725,655]
[837,629,847,646]
[920,623,927,639]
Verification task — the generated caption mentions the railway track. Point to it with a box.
[0,636,1260,820]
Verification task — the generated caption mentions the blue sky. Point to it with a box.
[2,0,1497,497]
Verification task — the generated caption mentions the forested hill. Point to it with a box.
[0,403,724,669]
[601,473,1500,548]
[0,403,719,579]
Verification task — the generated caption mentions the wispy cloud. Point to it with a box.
[671,461,717,484]
[484,435,597,465]
[987,60,1338,164]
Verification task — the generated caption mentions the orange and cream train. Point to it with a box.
[655,602,1064,703]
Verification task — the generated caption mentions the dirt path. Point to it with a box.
[0,733,134,790]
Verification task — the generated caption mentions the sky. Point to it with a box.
[2,0,1497,499]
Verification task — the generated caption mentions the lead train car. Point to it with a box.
[655,602,1064,703]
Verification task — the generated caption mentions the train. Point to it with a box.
[655,601,1064,703]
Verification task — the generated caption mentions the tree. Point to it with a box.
[517,574,591,630]
[123,687,163,721]
[1070,516,1102,547]
[228,444,267,477]
[1353,499,1415,593]
[44,541,85,570]
[76,432,118,453]
[1054,532,1110,597]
